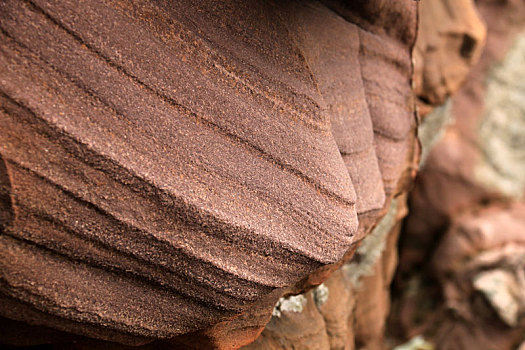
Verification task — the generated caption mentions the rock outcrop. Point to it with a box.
[245,0,491,348]
[0,0,418,348]
[395,203,525,350]
[413,0,486,115]
[398,0,525,282]
[245,196,408,350]
[392,0,525,349]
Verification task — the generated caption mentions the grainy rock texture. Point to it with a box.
[246,0,491,348]
[0,0,418,348]
[245,197,408,350]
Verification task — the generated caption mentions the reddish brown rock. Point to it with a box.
[245,196,410,350]
[352,197,408,350]
[239,1,420,348]
[413,0,486,114]
[398,0,525,285]
[0,0,419,348]
[402,203,525,350]
[392,1,525,349]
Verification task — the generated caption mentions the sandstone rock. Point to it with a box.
[413,0,486,113]
[429,203,525,350]
[393,2,525,348]
[398,0,525,282]
[393,203,525,350]
[246,195,409,350]
[0,0,418,348]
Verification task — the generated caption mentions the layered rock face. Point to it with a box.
[246,196,409,350]
[0,0,418,348]
[245,0,490,348]
[6,0,520,349]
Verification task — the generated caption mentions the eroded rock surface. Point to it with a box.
[413,0,486,114]
[428,204,525,350]
[392,0,525,349]
[0,0,418,348]
[246,196,409,350]
[398,0,525,282]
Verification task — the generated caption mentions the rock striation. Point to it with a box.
[245,196,409,350]
[0,0,418,348]
[245,0,491,348]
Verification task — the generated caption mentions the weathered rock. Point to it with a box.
[475,32,525,198]
[392,204,525,350]
[174,0,420,346]
[246,196,409,350]
[0,0,418,348]
[429,203,525,350]
[398,0,525,283]
[413,0,486,114]
[352,198,407,350]
[244,292,331,350]
[392,1,525,349]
